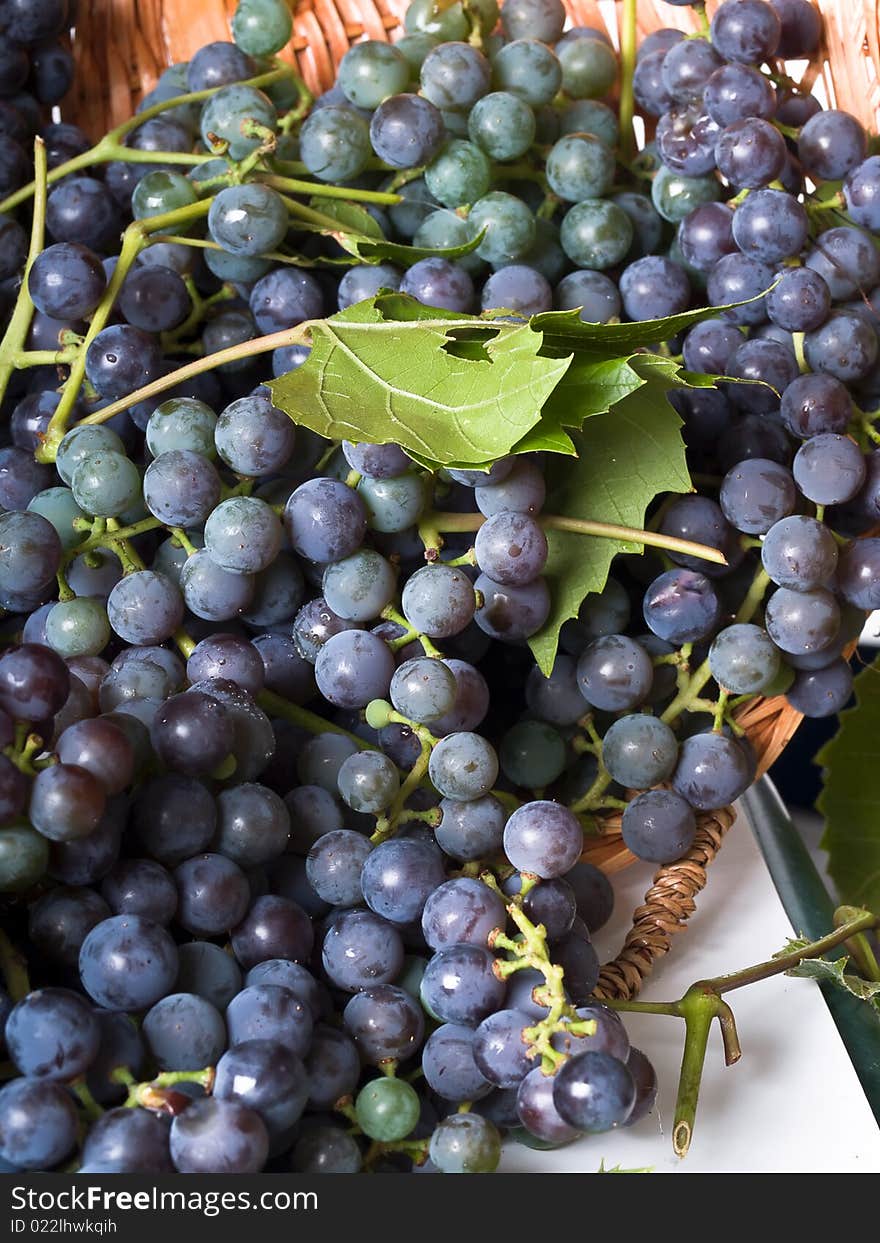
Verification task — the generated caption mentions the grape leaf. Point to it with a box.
[778,942,880,1010]
[349,229,487,266]
[306,197,386,240]
[268,298,571,468]
[817,660,880,913]
[527,359,691,676]
[532,301,760,355]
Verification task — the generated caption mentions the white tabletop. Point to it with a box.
[500,807,880,1173]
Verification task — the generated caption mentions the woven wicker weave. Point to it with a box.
[61,0,874,997]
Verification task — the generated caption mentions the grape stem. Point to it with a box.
[0,137,46,407]
[425,510,728,566]
[603,906,879,1156]
[618,0,638,164]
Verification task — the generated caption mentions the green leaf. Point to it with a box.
[527,358,691,676]
[817,660,880,913]
[306,197,386,240]
[532,301,757,356]
[268,297,571,469]
[351,229,487,267]
[779,943,880,1011]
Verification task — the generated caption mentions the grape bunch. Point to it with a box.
[0,0,874,1175]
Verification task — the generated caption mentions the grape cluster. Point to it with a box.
[0,0,874,1176]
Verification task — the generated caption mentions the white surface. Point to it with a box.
[500,808,880,1174]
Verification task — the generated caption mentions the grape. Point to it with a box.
[249,268,324,334]
[322,549,397,623]
[231,0,293,55]
[662,38,723,103]
[315,629,395,709]
[787,659,853,718]
[481,265,552,317]
[337,750,400,813]
[576,634,653,712]
[502,0,564,41]
[173,851,250,937]
[428,731,499,801]
[425,140,491,209]
[284,784,343,853]
[6,987,99,1081]
[28,887,110,967]
[174,942,243,1013]
[402,565,476,638]
[470,1008,531,1088]
[106,571,184,646]
[621,789,697,863]
[335,40,409,110]
[291,1124,363,1173]
[678,202,736,272]
[215,783,290,867]
[844,156,880,232]
[672,732,755,810]
[226,984,313,1057]
[187,41,255,90]
[523,656,588,729]
[552,1050,635,1132]
[643,569,721,644]
[420,944,506,1026]
[231,893,314,970]
[835,539,880,610]
[711,0,781,62]
[474,512,547,585]
[28,242,106,320]
[806,227,880,302]
[545,133,615,205]
[421,877,506,950]
[199,82,277,160]
[765,268,830,335]
[502,800,583,878]
[732,189,808,268]
[146,398,217,458]
[805,310,878,384]
[633,49,675,117]
[344,983,425,1063]
[244,961,322,1021]
[554,269,620,325]
[70,449,141,519]
[321,907,404,991]
[143,450,221,529]
[0,1078,78,1170]
[601,714,679,790]
[516,1066,581,1144]
[204,497,283,576]
[429,1113,501,1173]
[84,325,162,402]
[798,110,867,181]
[0,511,62,602]
[704,62,776,127]
[706,252,773,325]
[474,573,550,641]
[284,477,367,563]
[79,915,178,1011]
[297,732,359,791]
[620,255,691,321]
[491,39,562,107]
[28,762,106,842]
[180,550,255,622]
[468,192,535,266]
[306,830,371,907]
[709,623,782,694]
[170,1097,268,1174]
[780,372,852,439]
[552,1004,629,1062]
[422,1023,493,1101]
[467,91,535,162]
[361,838,446,925]
[556,33,617,100]
[338,263,403,310]
[46,176,121,251]
[390,657,457,724]
[143,993,226,1071]
[792,435,865,507]
[761,515,838,590]
[715,117,786,189]
[305,1025,361,1109]
[559,199,633,270]
[355,1077,421,1142]
[435,795,506,861]
[399,255,475,310]
[499,719,564,788]
[419,42,490,112]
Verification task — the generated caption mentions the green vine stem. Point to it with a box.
[426,510,728,567]
[0,137,46,407]
[603,906,880,1157]
[0,67,301,214]
[123,1067,215,1111]
[618,0,638,164]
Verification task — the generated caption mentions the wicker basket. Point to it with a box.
[59,0,877,998]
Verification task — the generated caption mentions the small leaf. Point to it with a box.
[527,358,691,676]
[533,301,753,355]
[816,660,880,914]
[351,228,487,267]
[307,196,386,240]
[268,297,571,469]
[782,950,880,1011]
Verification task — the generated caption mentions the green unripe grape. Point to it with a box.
[299,106,372,183]
[518,217,567,284]
[559,99,619,148]
[0,824,49,893]
[429,1114,502,1173]
[468,91,536,162]
[131,170,198,221]
[56,425,125,488]
[204,248,272,284]
[560,199,633,269]
[492,39,562,108]
[45,597,111,659]
[355,1078,421,1142]
[500,720,566,789]
[27,488,87,552]
[200,84,278,161]
[557,35,618,100]
[545,132,616,203]
[413,209,486,276]
[337,41,410,110]
[651,165,722,224]
[468,191,536,265]
[357,472,427,533]
[404,0,499,40]
[425,141,491,209]
[395,33,439,72]
[231,0,293,57]
[71,451,142,518]
[146,397,217,458]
